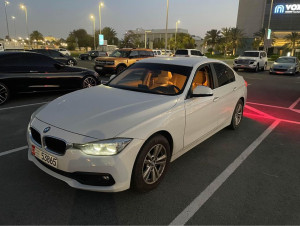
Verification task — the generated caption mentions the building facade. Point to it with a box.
[237,0,300,55]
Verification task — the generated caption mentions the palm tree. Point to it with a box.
[30,30,44,42]
[253,28,276,50]
[230,28,244,56]
[221,27,232,56]
[284,32,300,56]
[203,29,221,53]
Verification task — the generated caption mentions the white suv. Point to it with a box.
[174,49,205,57]
[234,51,268,72]
[57,48,71,56]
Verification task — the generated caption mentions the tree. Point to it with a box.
[284,32,300,56]
[66,29,92,50]
[230,28,244,56]
[220,27,232,56]
[203,29,221,53]
[253,28,276,50]
[119,31,142,48]
[101,27,118,45]
[169,33,195,49]
[30,30,43,42]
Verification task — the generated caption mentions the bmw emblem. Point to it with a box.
[43,127,51,133]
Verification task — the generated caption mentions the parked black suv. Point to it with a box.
[30,49,77,66]
[79,51,107,61]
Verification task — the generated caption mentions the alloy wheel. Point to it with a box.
[142,144,167,185]
[83,77,97,88]
[234,103,243,126]
[0,83,9,105]
[68,60,74,66]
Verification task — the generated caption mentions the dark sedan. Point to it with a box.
[0,52,100,105]
[30,49,77,66]
[79,51,107,61]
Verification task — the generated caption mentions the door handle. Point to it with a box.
[233,87,237,91]
[213,97,220,102]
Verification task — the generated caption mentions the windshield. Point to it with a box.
[107,63,192,95]
[241,52,259,57]
[109,50,130,58]
[275,58,295,63]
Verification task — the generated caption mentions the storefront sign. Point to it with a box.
[274,4,300,14]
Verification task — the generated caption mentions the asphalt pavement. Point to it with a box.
[0,59,299,225]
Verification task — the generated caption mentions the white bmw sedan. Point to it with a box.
[27,57,247,192]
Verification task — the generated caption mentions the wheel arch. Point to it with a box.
[143,130,174,156]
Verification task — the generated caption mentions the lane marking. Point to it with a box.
[247,101,291,110]
[289,97,300,110]
[244,112,300,125]
[170,120,280,225]
[245,105,275,118]
[0,102,48,111]
[0,146,28,157]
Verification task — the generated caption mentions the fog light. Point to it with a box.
[102,176,110,180]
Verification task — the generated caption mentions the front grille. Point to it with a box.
[44,137,66,155]
[236,59,250,65]
[96,60,114,65]
[30,127,41,146]
[37,159,115,186]
[274,68,287,72]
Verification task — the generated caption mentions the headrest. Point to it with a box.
[195,71,206,84]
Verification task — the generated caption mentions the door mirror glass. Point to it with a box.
[109,74,117,81]
[192,85,213,97]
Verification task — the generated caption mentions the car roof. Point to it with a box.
[119,48,152,51]
[136,57,223,67]
[279,56,296,58]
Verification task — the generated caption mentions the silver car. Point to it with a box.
[270,57,299,75]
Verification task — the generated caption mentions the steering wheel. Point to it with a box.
[169,85,181,93]
[152,85,181,94]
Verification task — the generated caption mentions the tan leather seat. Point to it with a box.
[151,71,173,88]
[193,71,207,90]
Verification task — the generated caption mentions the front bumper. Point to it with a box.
[94,65,116,75]
[270,68,295,74]
[27,118,144,192]
[233,63,257,70]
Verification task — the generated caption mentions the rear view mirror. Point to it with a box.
[191,86,213,97]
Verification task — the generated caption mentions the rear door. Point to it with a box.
[49,50,68,64]
[211,63,238,127]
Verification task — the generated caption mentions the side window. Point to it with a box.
[49,51,61,58]
[213,63,235,88]
[191,50,198,56]
[192,65,213,91]
[0,54,24,66]
[24,54,57,67]
[129,51,139,58]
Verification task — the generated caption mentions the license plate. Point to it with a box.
[96,66,103,70]
[32,145,58,168]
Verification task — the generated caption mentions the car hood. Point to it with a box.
[272,62,295,69]
[236,56,258,61]
[35,85,178,140]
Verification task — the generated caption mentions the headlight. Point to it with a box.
[289,66,295,70]
[249,61,256,64]
[73,138,132,156]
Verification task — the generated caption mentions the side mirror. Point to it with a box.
[191,86,213,97]
[109,74,117,81]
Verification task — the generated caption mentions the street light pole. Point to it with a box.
[164,0,169,54]
[265,0,274,52]
[12,16,16,39]
[90,15,96,50]
[175,20,180,50]
[99,2,104,36]
[20,4,29,46]
[144,30,151,48]
[4,1,10,39]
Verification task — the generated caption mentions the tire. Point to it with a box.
[0,82,10,105]
[131,134,171,192]
[116,65,126,74]
[254,64,259,73]
[67,60,75,66]
[229,99,244,130]
[82,76,97,89]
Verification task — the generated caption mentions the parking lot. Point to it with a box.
[0,60,300,225]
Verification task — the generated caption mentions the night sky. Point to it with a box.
[0,0,239,40]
